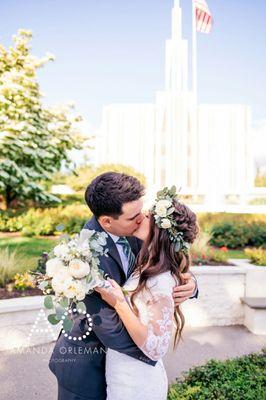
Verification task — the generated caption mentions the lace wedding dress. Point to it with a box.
[105,271,176,400]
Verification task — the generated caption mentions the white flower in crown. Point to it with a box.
[155,199,172,218]
[46,258,65,278]
[157,199,172,208]
[161,218,172,229]
[68,259,91,279]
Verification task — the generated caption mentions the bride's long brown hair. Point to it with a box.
[131,201,199,348]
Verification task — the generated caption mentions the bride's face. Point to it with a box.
[133,213,151,241]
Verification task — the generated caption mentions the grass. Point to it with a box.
[225,249,247,259]
[0,235,254,283]
[0,236,57,270]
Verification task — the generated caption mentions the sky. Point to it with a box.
[1,0,266,142]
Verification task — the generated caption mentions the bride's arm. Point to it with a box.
[95,278,174,360]
[95,279,148,349]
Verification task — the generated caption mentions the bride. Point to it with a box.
[96,187,199,400]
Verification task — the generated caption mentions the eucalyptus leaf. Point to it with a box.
[44,295,54,309]
[48,313,60,325]
[167,207,175,215]
[38,280,48,291]
[59,297,69,308]
[63,317,74,332]
[55,305,65,320]
[174,242,181,252]
[77,302,86,313]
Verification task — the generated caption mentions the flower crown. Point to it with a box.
[150,186,190,255]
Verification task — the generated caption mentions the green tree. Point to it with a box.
[0,30,85,208]
[66,163,147,192]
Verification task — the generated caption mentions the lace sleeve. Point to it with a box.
[140,292,174,361]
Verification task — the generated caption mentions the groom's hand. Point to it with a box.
[172,272,197,307]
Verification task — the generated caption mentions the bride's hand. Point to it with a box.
[95,279,126,308]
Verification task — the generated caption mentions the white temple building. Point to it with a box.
[96,0,255,206]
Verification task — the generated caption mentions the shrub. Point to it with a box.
[0,205,91,236]
[168,350,266,400]
[190,232,229,265]
[248,224,266,248]
[245,248,266,266]
[66,163,147,192]
[210,222,249,249]
[198,213,266,233]
[210,221,266,249]
[0,249,29,287]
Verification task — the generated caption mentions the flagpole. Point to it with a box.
[192,0,197,104]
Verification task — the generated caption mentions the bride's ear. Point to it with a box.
[99,215,112,230]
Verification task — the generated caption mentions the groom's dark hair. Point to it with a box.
[85,172,145,218]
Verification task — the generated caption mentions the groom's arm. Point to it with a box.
[84,290,157,366]
[172,271,198,306]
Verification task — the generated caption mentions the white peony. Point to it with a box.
[161,218,171,229]
[53,243,70,259]
[68,259,91,279]
[46,258,65,277]
[63,279,86,301]
[51,271,72,294]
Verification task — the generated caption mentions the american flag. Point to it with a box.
[194,0,213,34]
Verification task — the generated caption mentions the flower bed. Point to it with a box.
[0,287,42,300]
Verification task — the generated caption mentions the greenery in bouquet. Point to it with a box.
[31,229,108,332]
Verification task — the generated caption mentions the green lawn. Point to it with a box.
[0,236,58,269]
[225,249,247,259]
[0,236,249,272]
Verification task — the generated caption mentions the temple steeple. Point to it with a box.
[165,0,188,92]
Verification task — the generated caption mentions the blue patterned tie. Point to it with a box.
[116,237,136,277]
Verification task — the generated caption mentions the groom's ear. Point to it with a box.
[98,215,112,229]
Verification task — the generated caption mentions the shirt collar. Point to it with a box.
[108,232,120,243]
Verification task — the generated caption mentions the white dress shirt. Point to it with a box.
[108,233,129,276]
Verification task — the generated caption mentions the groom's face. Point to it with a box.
[100,198,144,237]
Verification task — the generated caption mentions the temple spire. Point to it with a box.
[165,0,188,92]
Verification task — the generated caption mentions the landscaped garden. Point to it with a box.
[1,201,265,299]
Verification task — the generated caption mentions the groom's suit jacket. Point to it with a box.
[49,216,155,400]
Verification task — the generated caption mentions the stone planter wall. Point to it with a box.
[0,260,265,350]
[183,262,266,329]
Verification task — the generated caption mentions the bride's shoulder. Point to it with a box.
[146,271,176,294]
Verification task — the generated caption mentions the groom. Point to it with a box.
[49,172,198,400]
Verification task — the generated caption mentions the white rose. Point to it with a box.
[46,258,65,277]
[53,243,69,259]
[68,259,91,279]
[155,204,167,218]
[161,218,171,229]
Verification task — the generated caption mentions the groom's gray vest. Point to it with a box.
[49,216,156,399]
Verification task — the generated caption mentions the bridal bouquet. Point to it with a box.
[32,229,109,331]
